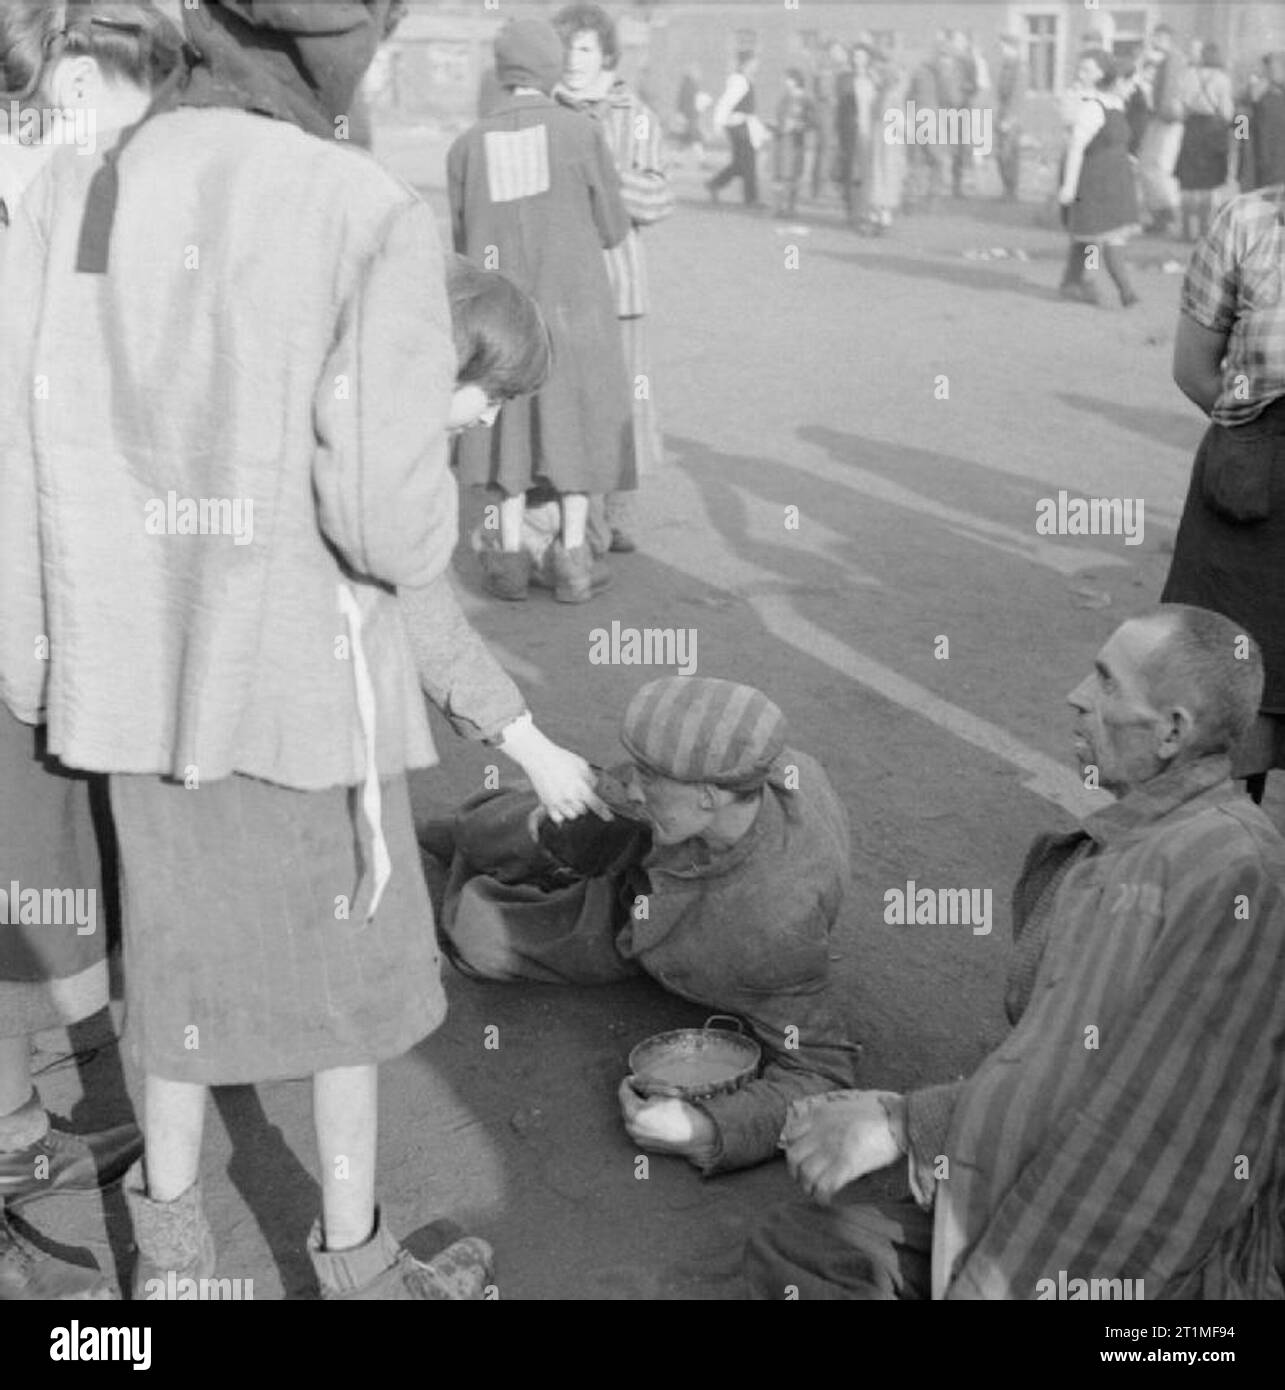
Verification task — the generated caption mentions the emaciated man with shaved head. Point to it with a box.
[749,604,1285,1299]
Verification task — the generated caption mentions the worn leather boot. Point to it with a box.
[480,548,530,602]
[0,1211,116,1300]
[1,1120,143,1208]
[551,542,612,604]
[308,1209,493,1300]
[124,1165,217,1300]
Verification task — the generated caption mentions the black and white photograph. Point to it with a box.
[1,0,1283,1353]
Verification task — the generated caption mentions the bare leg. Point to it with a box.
[560,492,589,552]
[143,1074,206,1201]
[498,493,526,553]
[314,1063,377,1251]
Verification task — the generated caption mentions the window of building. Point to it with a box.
[1021,11,1062,93]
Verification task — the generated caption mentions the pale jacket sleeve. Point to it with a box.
[397,572,526,742]
[312,196,459,589]
[713,73,749,129]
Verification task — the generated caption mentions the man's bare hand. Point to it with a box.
[617,1079,718,1166]
[780,1089,906,1205]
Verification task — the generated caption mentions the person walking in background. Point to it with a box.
[771,68,814,219]
[809,40,838,201]
[673,61,705,167]
[858,46,907,236]
[847,42,878,227]
[994,32,1024,199]
[707,50,763,209]
[937,30,977,198]
[1059,51,1141,309]
[553,2,672,558]
[832,45,856,215]
[905,49,941,209]
[1161,182,1285,805]
[1120,59,1152,157]
[1175,43,1233,242]
[1138,24,1187,234]
[449,18,635,603]
[1242,53,1285,191]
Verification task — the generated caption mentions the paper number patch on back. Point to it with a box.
[484,125,551,203]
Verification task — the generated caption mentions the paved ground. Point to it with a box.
[23,136,1280,1300]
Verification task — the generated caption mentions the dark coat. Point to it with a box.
[1248,87,1285,190]
[447,92,636,497]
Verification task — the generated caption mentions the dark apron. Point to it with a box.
[1161,395,1285,711]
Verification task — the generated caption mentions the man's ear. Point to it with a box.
[45,55,98,110]
[1157,704,1197,761]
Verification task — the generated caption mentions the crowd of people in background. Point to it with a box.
[673,21,1285,258]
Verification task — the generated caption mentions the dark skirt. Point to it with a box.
[0,706,109,986]
[109,770,445,1084]
[1068,109,1139,238]
[1176,114,1229,191]
[1161,397,1285,712]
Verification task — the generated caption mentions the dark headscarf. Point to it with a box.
[493,18,563,97]
[78,0,395,272]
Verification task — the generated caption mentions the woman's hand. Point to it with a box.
[498,715,611,824]
[1058,186,1076,207]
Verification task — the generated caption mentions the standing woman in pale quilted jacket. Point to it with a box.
[553,2,672,558]
[0,0,603,1303]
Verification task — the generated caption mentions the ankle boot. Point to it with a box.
[124,1163,216,1300]
[308,1208,493,1300]
[551,542,612,604]
[1103,244,1139,307]
[480,549,530,602]
[0,1211,116,1300]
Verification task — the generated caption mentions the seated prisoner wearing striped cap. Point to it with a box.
[423,677,862,1174]
[747,606,1285,1300]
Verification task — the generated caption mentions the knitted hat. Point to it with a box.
[494,17,564,95]
[620,679,787,792]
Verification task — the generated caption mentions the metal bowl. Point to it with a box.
[627,1015,761,1101]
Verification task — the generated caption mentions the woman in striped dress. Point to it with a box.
[554,3,673,556]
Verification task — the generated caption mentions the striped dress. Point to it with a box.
[914,756,1285,1299]
[555,79,671,483]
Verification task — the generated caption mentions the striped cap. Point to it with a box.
[620,679,787,791]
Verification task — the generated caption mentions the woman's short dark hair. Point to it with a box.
[552,4,619,70]
[0,1,182,102]
[446,255,552,401]
[1082,48,1118,89]
[1200,42,1223,69]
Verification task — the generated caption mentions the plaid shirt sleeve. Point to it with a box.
[1181,199,1241,333]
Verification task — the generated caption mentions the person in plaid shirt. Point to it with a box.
[1161,184,1285,802]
